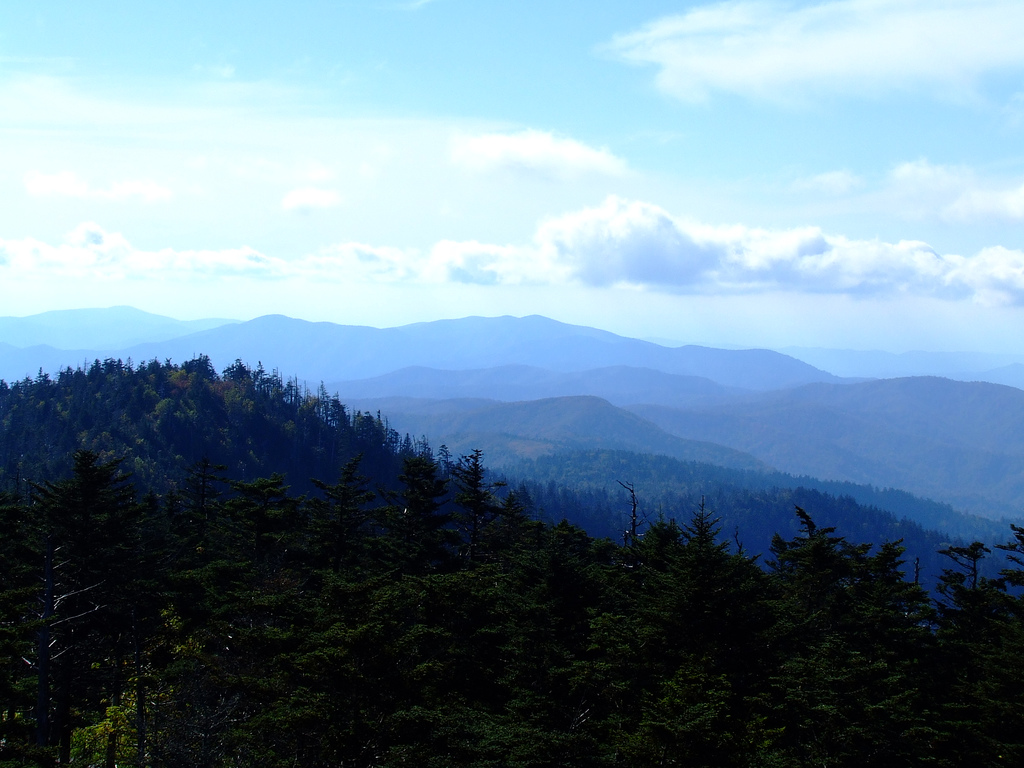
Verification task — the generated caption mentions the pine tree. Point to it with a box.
[0,491,45,765]
[29,450,147,765]
[383,454,455,574]
[929,539,1019,765]
[767,507,933,766]
[450,450,505,563]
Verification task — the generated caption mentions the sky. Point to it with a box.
[3,0,1024,352]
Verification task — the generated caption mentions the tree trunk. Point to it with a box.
[34,537,54,749]
[135,608,147,768]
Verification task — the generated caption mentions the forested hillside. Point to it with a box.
[631,376,1024,519]
[0,356,416,497]
[355,394,765,470]
[3,357,1024,766]
[5,450,1024,766]
[505,450,999,589]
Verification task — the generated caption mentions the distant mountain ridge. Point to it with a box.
[0,306,236,350]
[344,394,767,471]
[0,311,842,391]
[6,307,1024,389]
[330,364,750,409]
[783,345,1024,387]
[629,376,1024,519]
[2,306,1023,535]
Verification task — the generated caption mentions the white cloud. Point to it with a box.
[298,243,419,282]
[425,196,1024,304]
[880,159,974,219]
[945,246,1024,305]
[609,0,1024,103]
[534,197,724,287]
[7,202,1024,305]
[882,159,1024,222]
[24,171,172,202]
[0,223,283,280]
[318,196,1024,304]
[946,182,1024,221]
[889,159,969,191]
[451,130,627,179]
[426,240,547,285]
[529,197,978,298]
[793,170,864,195]
[281,187,344,212]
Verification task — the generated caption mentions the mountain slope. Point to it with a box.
[0,356,408,494]
[504,448,1002,587]
[330,364,749,409]
[0,306,236,350]
[977,362,1024,390]
[630,376,1024,518]
[352,394,767,470]
[781,346,1024,380]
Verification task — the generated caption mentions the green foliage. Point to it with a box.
[0,357,413,499]
[509,448,986,590]
[4,359,1024,766]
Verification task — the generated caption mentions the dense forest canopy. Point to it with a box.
[506,450,1007,590]
[0,356,420,497]
[2,357,1024,766]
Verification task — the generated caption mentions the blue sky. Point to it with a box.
[4,0,1024,351]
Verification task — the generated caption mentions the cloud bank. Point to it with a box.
[5,198,1024,304]
[609,0,1024,102]
[2,223,277,280]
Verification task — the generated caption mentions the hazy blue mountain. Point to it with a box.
[629,376,1024,519]
[0,306,236,350]
[330,364,751,409]
[782,345,1024,383]
[0,343,98,382]
[976,363,1024,390]
[348,387,1022,538]
[132,314,842,390]
[346,394,767,471]
[0,313,841,391]
[4,306,1021,547]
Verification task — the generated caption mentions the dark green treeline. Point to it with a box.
[2,358,1024,766]
[0,355,416,497]
[3,448,1024,766]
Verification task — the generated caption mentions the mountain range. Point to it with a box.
[783,346,1024,387]
[3,306,1023,528]
[0,309,840,391]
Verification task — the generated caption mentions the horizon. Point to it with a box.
[4,304,1023,359]
[5,1,1024,354]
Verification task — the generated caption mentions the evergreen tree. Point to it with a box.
[930,540,1017,765]
[767,507,933,766]
[29,450,148,765]
[0,492,45,766]
[308,455,378,574]
[383,454,455,574]
[610,502,777,767]
[450,449,505,563]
